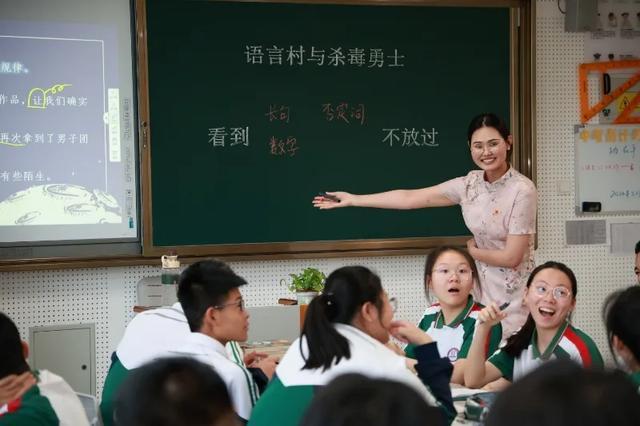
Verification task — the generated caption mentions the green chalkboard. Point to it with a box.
[141,0,514,256]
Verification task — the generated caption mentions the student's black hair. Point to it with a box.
[0,312,30,378]
[467,113,512,162]
[177,259,247,332]
[423,245,481,301]
[300,374,445,426]
[603,286,640,366]
[501,261,578,358]
[114,357,235,426]
[635,240,640,254]
[485,359,640,426]
[300,266,384,371]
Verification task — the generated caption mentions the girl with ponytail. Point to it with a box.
[464,261,603,388]
[249,266,455,426]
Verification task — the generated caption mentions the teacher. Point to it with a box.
[312,113,537,338]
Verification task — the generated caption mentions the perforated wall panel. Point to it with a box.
[535,0,639,365]
[2,0,639,398]
[0,256,429,394]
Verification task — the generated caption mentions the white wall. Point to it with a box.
[1,0,638,396]
[534,0,638,359]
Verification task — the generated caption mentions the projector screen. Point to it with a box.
[0,0,139,259]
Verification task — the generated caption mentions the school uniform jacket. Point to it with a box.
[488,322,603,382]
[630,371,640,392]
[405,297,502,362]
[99,303,247,426]
[168,332,258,422]
[0,370,89,426]
[248,324,455,426]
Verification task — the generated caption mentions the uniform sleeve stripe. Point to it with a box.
[236,363,259,405]
[563,327,592,367]
[423,305,441,316]
[4,398,22,414]
[229,341,244,365]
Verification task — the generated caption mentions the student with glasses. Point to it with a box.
[248,266,456,426]
[166,260,277,423]
[404,246,502,384]
[100,259,268,426]
[464,261,603,388]
[313,113,537,339]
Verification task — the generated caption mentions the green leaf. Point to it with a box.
[282,267,326,292]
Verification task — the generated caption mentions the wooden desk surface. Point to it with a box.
[242,340,292,360]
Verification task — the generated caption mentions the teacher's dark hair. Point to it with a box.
[603,286,640,366]
[423,246,482,301]
[501,261,578,358]
[467,113,512,161]
[301,266,384,371]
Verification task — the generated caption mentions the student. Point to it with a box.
[248,266,455,426]
[405,246,502,384]
[0,312,89,426]
[115,357,239,426]
[100,259,269,426]
[485,359,640,426]
[603,286,640,391]
[313,113,537,338]
[299,373,445,426]
[635,240,639,284]
[167,259,275,423]
[464,261,603,388]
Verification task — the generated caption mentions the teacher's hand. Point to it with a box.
[312,191,352,209]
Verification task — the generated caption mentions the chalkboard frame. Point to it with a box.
[136,0,535,259]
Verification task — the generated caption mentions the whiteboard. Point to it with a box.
[575,124,640,214]
[0,0,140,260]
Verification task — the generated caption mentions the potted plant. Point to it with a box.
[282,267,326,304]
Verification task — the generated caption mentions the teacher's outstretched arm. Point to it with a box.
[312,185,455,211]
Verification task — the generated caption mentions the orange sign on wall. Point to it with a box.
[579,60,640,124]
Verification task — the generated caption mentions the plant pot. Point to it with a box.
[295,291,319,305]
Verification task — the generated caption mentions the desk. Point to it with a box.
[452,401,481,426]
[450,384,487,425]
[242,340,292,361]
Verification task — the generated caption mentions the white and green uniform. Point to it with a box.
[249,324,442,426]
[100,303,247,426]
[488,322,603,382]
[0,370,89,426]
[168,332,258,422]
[405,297,502,362]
